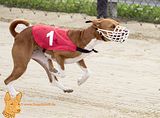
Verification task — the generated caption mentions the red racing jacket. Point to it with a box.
[32,24,77,52]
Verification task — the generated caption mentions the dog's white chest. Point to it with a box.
[64,53,89,64]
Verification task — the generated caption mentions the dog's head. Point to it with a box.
[86,18,129,42]
[4,92,22,114]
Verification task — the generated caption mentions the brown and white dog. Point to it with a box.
[4,18,129,96]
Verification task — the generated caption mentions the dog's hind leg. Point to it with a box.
[77,59,90,86]
[4,39,33,97]
[32,49,53,83]
[32,49,73,93]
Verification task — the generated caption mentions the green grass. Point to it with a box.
[118,3,160,24]
[0,0,160,23]
[0,0,97,15]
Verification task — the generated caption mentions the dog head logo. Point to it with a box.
[2,92,22,118]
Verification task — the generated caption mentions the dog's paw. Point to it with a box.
[78,78,87,86]
[77,73,90,86]
[77,77,88,86]
[63,89,73,93]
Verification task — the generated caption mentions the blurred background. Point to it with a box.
[0,0,160,24]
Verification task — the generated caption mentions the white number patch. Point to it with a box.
[46,31,54,46]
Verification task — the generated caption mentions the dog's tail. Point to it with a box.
[9,19,30,37]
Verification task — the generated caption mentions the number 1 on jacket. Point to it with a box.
[46,31,54,46]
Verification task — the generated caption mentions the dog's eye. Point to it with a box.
[111,25,116,29]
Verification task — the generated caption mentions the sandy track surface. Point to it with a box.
[0,6,160,118]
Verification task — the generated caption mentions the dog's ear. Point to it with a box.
[86,19,103,28]
[4,92,11,101]
[16,92,22,102]
[85,20,92,23]
[92,19,103,28]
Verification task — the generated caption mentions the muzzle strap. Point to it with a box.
[76,47,98,53]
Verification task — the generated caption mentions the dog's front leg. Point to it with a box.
[77,59,90,86]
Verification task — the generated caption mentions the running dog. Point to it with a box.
[4,18,129,96]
